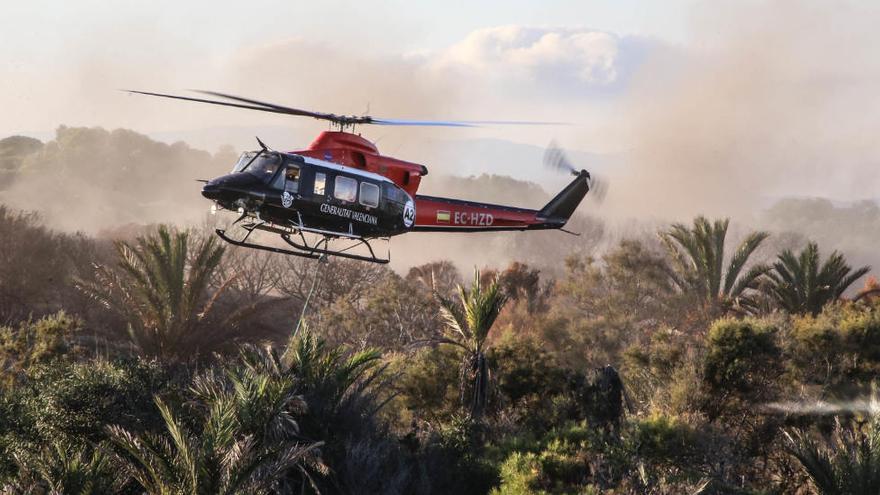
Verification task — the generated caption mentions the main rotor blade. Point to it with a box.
[370,118,568,127]
[123,90,296,116]
[370,118,475,127]
[192,90,338,120]
[127,89,568,127]
[197,91,568,127]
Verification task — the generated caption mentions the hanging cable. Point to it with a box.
[293,252,328,339]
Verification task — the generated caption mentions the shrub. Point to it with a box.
[702,317,782,419]
[394,345,461,422]
[627,414,702,467]
[0,311,83,388]
[13,359,172,445]
[789,302,880,385]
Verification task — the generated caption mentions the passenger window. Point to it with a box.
[285,166,300,193]
[334,176,357,202]
[360,182,380,208]
[314,172,326,195]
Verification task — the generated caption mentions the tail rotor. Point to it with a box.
[544,141,607,205]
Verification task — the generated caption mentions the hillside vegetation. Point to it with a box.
[2,128,880,493]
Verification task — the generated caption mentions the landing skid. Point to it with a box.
[215,219,389,264]
[215,229,321,259]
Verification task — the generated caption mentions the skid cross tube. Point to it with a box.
[281,232,389,264]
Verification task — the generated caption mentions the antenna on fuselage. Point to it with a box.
[256,136,270,151]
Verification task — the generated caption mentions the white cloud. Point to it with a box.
[433,26,622,87]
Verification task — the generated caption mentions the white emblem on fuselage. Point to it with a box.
[403,199,415,228]
[281,191,293,208]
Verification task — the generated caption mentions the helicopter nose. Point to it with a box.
[201,181,221,200]
[201,173,258,201]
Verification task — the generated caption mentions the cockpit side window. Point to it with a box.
[235,152,282,184]
[232,151,256,173]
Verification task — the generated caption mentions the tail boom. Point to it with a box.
[411,170,590,233]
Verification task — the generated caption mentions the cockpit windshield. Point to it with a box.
[232,151,282,183]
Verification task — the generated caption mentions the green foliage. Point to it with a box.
[489,333,567,407]
[0,135,41,190]
[109,376,322,495]
[4,440,125,494]
[550,240,692,369]
[0,311,82,387]
[660,216,770,314]
[765,241,870,315]
[3,206,880,493]
[0,358,172,487]
[627,414,702,467]
[488,423,595,495]
[0,205,93,324]
[11,359,171,445]
[702,317,782,418]
[280,330,410,493]
[438,269,508,419]
[78,225,230,360]
[789,301,880,385]
[394,345,461,422]
[785,415,880,495]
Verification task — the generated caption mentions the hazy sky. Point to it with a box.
[4,0,880,220]
[2,1,694,141]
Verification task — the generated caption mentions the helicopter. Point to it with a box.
[126,90,601,264]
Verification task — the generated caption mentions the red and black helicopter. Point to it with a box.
[127,90,601,263]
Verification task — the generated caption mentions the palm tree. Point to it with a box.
[108,354,324,494]
[282,329,384,417]
[764,241,870,316]
[785,415,880,494]
[5,440,126,494]
[436,269,507,419]
[252,334,391,493]
[660,216,770,314]
[78,225,232,359]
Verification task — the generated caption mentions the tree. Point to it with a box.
[437,269,508,419]
[5,440,125,494]
[0,135,42,190]
[764,241,870,316]
[660,216,770,314]
[78,225,232,359]
[308,269,445,351]
[701,318,782,420]
[406,260,461,296]
[0,206,89,324]
[108,353,323,494]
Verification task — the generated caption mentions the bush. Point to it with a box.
[11,359,173,444]
[0,311,83,388]
[394,345,461,422]
[702,317,782,419]
[789,302,880,386]
[627,414,702,468]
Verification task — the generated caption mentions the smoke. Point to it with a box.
[602,1,880,222]
[4,3,880,272]
[0,127,235,233]
[764,398,880,416]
